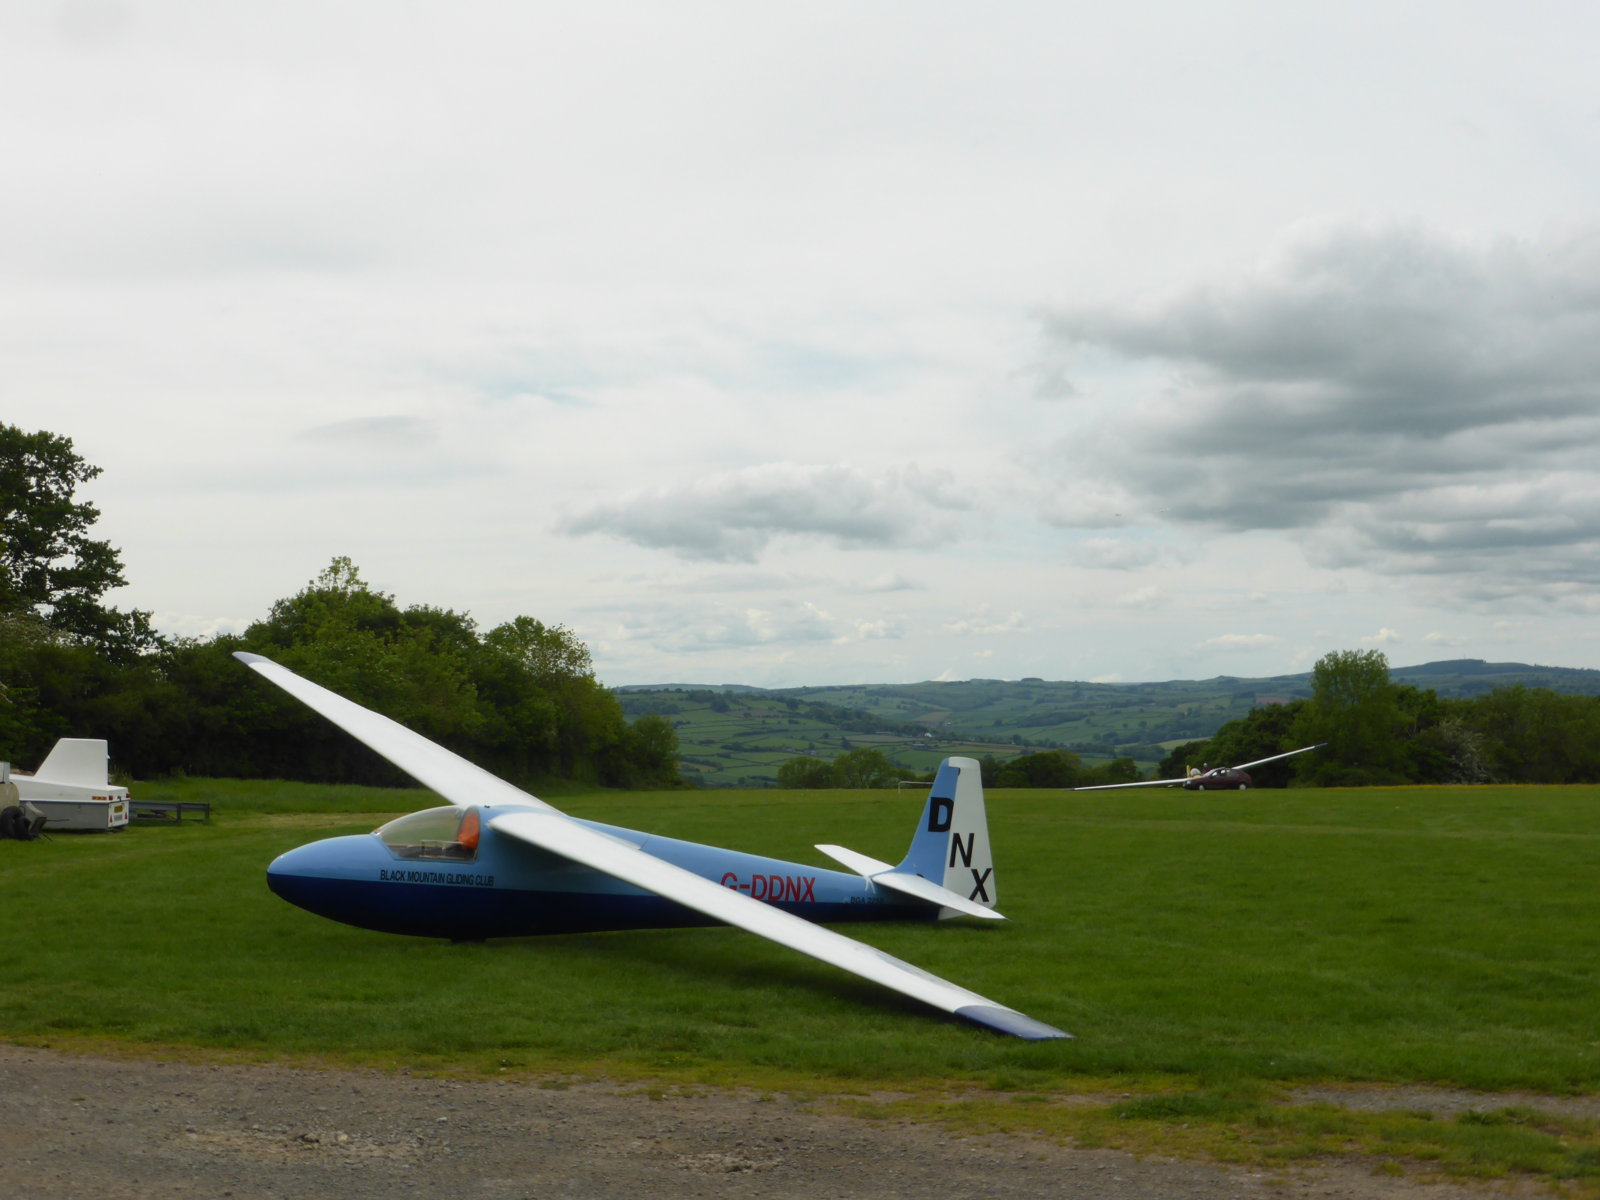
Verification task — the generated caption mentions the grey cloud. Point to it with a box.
[1039,224,1600,606]
[559,462,973,562]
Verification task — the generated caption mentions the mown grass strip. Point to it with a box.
[3,778,1598,1187]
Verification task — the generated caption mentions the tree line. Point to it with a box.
[1,424,679,788]
[1160,648,1600,787]
[776,746,1143,790]
[8,425,1597,792]
[777,649,1600,790]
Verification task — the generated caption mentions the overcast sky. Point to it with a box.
[6,1,1600,687]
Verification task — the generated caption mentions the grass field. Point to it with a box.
[3,778,1598,1186]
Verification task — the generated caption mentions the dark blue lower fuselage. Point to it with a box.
[266,809,927,940]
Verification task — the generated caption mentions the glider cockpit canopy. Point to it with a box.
[375,805,481,861]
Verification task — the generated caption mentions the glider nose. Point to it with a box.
[266,834,383,920]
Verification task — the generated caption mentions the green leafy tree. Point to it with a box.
[777,756,833,788]
[0,612,181,776]
[0,614,75,761]
[1157,739,1210,779]
[1185,699,1311,787]
[0,423,154,657]
[1409,709,1491,784]
[994,749,1089,788]
[1291,650,1405,785]
[830,747,898,788]
[482,615,595,682]
[1089,756,1141,786]
[610,713,681,787]
[238,559,483,782]
[474,615,626,781]
[1464,685,1600,783]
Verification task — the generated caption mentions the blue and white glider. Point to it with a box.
[238,654,1069,1040]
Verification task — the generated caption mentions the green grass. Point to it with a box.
[3,779,1599,1187]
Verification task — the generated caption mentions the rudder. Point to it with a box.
[897,757,996,911]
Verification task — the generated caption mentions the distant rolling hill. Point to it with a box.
[617,660,1600,788]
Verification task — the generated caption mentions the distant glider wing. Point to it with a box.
[1069,776,1189,792]
[1230,743,1327,772]
[233,653,559,814]
[1070,743,1328,791]
[491,811,1066,1039]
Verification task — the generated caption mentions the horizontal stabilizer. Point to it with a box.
[816,843,1005,920]
[814,842,894,877]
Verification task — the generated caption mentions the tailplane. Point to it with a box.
[815,756,1001,920]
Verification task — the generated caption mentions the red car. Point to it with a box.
[1182,766,1255,790]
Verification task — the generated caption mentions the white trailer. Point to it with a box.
[10,739,131,831]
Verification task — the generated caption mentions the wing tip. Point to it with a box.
[956,1004,1072,1040]
[233,651,271,665]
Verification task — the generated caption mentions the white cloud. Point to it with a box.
[1115,586,1166,610]
[859,570,923,593]
[943,610,1030,636]
[1198,633,1280,650]
[837,617,908,643]
[558,462,973,563]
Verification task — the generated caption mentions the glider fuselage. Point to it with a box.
[267,805,927,940]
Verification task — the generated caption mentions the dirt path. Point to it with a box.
[0,1045,1512,1199]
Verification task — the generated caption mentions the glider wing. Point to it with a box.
[1070,743,1328,791]
[1231,743,1327,771]
[492,811,1062,1038]
[1069,775,1190,792]
[234,653,559,813]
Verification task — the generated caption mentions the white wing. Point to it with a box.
[234,653,558,813]
[1072,744,1328,791]
[491,812,1064,1038]
[1231,743,1327,771]
[238,653,1069,1040]
[1070,776,1189,792]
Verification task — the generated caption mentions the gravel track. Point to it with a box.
[0,1045,1513,1199]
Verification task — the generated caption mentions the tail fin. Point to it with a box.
[897,756,996,912]
[33,739,111,787]
[813,756,1001,920]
